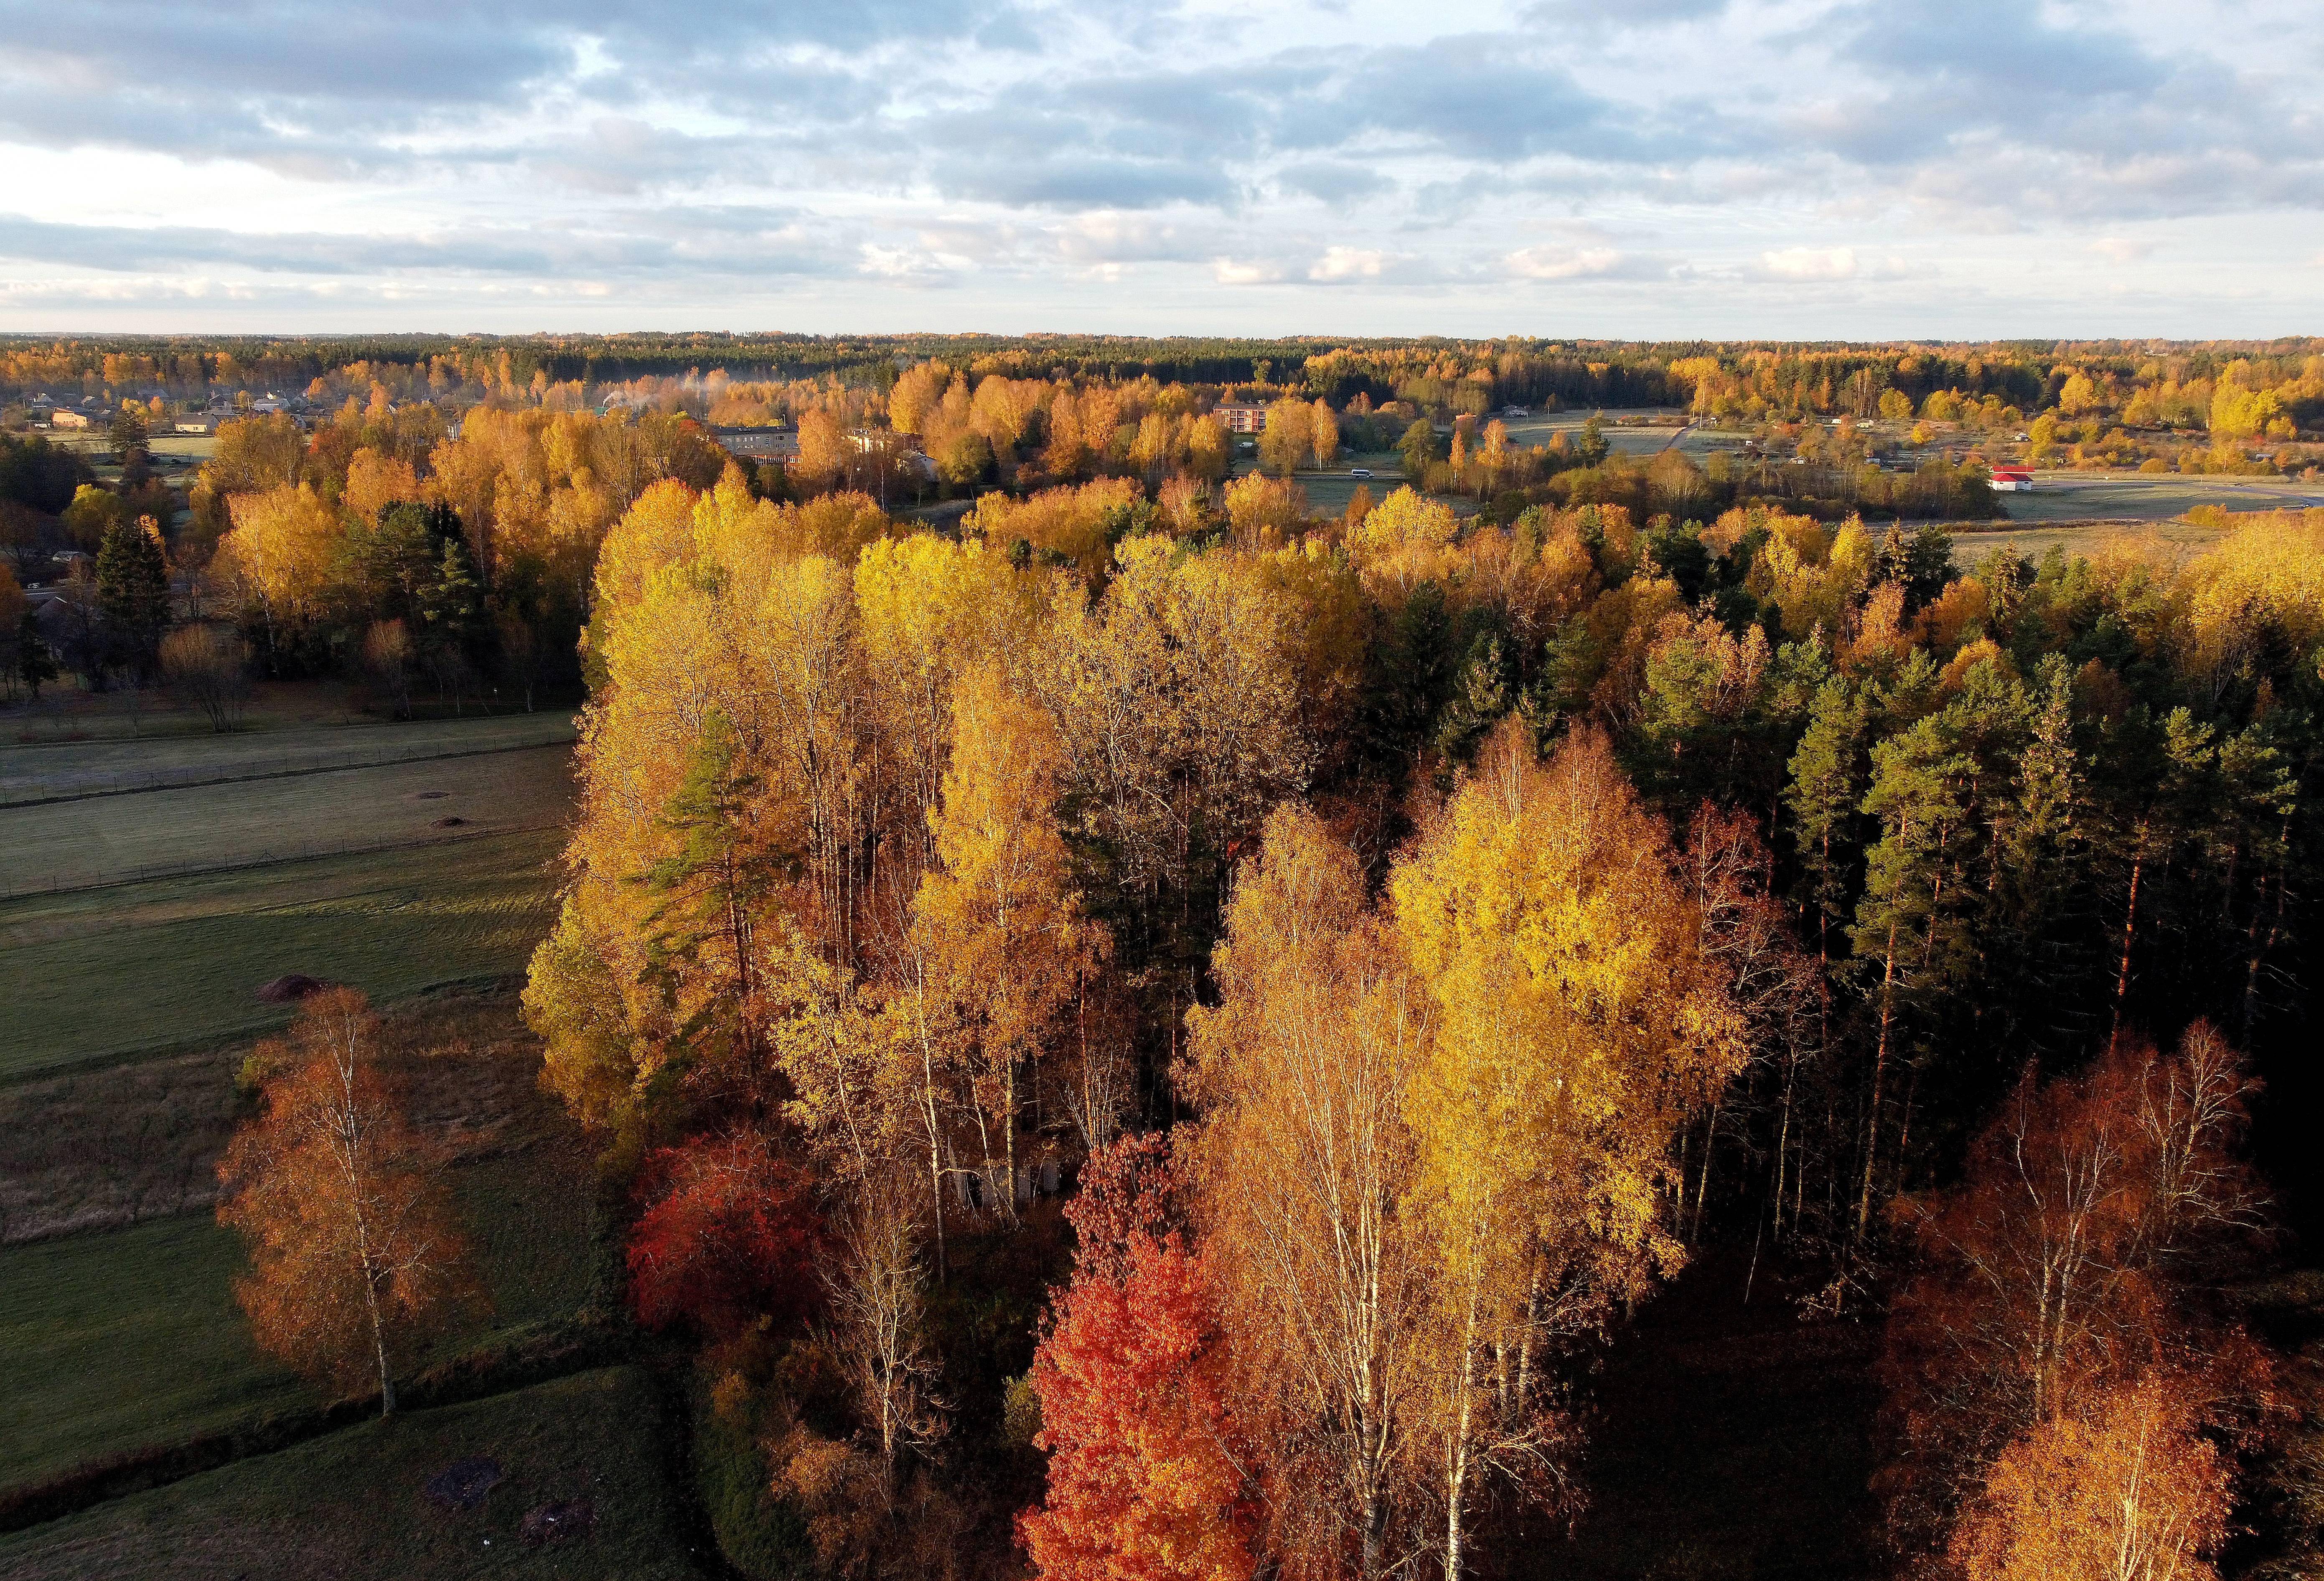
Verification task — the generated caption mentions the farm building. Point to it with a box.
[712,425,797,461]
[1989,466,2034,492]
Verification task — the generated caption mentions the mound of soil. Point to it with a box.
[430,815,469,828]
[423,1455,503,1512]
[255,974,330,1003]
[519,1497,596,1545]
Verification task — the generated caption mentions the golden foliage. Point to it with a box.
[1949,1373,2234,1581]
[966,479,1142,580]
[216,483,342,634]
[216,990,481,1406]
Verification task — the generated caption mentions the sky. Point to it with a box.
[0,0,2319,339]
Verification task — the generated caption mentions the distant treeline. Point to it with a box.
[8,334,2323,430]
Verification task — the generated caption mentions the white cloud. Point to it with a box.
[1503,244,1623,280]
[1,2,2321,331]
[1213,256,1285,285]
[1759,245,1857,281]
[1308,246,1384,281]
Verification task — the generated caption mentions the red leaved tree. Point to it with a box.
[626,1130,824,1340]
[1020,1134,1259,1581]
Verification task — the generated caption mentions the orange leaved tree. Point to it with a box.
[1021,1135,1259,1581]
[216,989,481,1413]
[1881,1021,2272,1558]
[1185,802,1432,1581]
[1948,1370,2237,1581]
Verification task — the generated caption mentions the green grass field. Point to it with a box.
[0,1137,600,1494]
[1293,454,1406,514]
[0,712,576,805]
[0,1367,703,1581]
[0,828,567,1082]
[451,1146,602,1335]
[0,1216,312,1490]
[1997,471,2324,524]
[1944,518,2232,568]
[1,743,574,894]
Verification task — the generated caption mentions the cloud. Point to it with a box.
[2,2,2320,331]
[1521,0,1727,29]
[1275,38,1646,164]
[933,155,1235,210]
[1213,257,1286,285]
[1056,214,1215,266]
[1503,244,1625,280]
[1276,161,1391,204]
[1759,246,1857,280]
[1308,246,1385,281]
[0,211,853,280]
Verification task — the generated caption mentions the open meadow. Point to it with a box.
[1497,406,1731,459]
[1997,471,2324,523]
[0,711,575,805]
[1,738,573,894]
[0,702,616,1517]
[0,1216,313,1491]
[0,830,567,1080]
[0,993,606,1496]
[0,1367,702,1581]
[1943,516,2233,566]
[0,710,576,1077]
[1293,453,1406,514]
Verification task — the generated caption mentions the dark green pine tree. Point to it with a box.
[1982,657,2090,1053]
[18,611,58,698]
[417,535,485,713]
[1785,675,1866,979]
[635,711,793,1088]
[1433,629,1512,770]
[1849,710,1971,1237]
[96,518,170,684]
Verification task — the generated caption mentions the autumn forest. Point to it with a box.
[5,336,2323,1581]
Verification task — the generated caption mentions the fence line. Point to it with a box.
[0,730,576,810]
[5,819,570,903]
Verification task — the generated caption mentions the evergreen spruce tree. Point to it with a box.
[1849,711,1971,1236]
[96,517,170,685]
[1786,676,1866,975]
[417,535,484,713]
[17,611,57,698]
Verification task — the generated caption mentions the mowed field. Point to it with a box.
[0,1216,311,1489]
[1294,453,1405,514]
[0,711,577,1078]
[1997,471,2324,524]
[0,708,601,1508]
[0,993,605,1494]
[1943,517,2234,567]
[2,740,574,894]
[0,1367,703,1581]
[0,830,567,1080]
[0,711,576,805]
[1498,407,1732,460]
